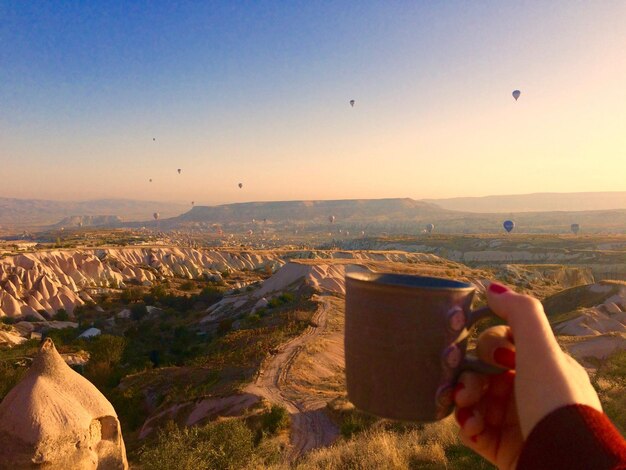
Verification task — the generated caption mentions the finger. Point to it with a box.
[454,372,488,408]
[483,372,515,427]
[460,425,524,469]
[475,325,516,369]
[456,406,485,438]
[486,283,561,360]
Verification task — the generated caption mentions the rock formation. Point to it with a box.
[0,339,128,469]
[0,247,447,320]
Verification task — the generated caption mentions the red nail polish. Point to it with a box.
[489,282,509,294]
[494,347,516,369]
[452,382,465,402]
[456,407,473,428]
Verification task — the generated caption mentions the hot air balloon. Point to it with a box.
[571,223,580,235]
[238,183,243,189]
[177,169,182,174]
[503,220,515,233]
[512,90,521,101]
[426,223,435,233]
[191,201,195,206]
[329,215,336,224]
[149,178,152,183]
[349,100,355,107]
[153,212,160,221]
[153,138,156,141]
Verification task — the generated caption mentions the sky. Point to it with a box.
[1,1,625,205]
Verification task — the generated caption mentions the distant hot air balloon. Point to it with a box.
[177,169,182,174]
[149,178,153,183]
[191,201,195,206]
[153,212,160,221]
[426,223,435,233]
[349,100,355,107]
[153,138,156,141]
[329,215,336,224]
[512,90,521,101]
[238,183,243,189]
[503,220,515,233]
[571,223,580,235]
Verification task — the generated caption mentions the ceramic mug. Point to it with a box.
[344,272,502,422]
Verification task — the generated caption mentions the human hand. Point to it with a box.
[454,282,602,469]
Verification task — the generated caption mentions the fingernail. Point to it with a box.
[456,407,473,428]
[489,282,509,294]
[494,347,516,369]
[452,382,465,402]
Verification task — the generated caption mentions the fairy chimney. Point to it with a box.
[0,338,128,469]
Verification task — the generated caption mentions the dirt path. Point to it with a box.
[245,294,339,459]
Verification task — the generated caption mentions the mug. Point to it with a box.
[344,272,502,422]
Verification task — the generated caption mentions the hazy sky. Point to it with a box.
[2,1,625,204]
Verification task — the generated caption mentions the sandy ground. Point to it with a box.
[245,294,340,459]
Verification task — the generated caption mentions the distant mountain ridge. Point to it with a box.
[0,198,187,227]
[162,198,626,234]
[426,192,626,213]
[174,198,446,224]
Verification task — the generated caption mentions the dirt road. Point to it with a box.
[245,294,339,459]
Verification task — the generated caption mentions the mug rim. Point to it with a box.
[345,272,476,291]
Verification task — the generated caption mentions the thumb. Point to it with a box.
[485,282,561,360]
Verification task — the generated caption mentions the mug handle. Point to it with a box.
[460,306,508,375]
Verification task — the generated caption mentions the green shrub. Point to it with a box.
[131,303,148,321]
[139,419,256,470]
[55,309,69,321]
[340,411,377,438]
[261,405,290,435]
[180,280,195,291]
[268,293,295,309]
[121,287,144,303]
[46,327,79,345]
[218,319,233,334]
[0,362,28,401]
[150,284,168,299]
[198,286,224,304]
[244,314,261,327]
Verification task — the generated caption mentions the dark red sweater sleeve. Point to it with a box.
[517,404,626,470]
